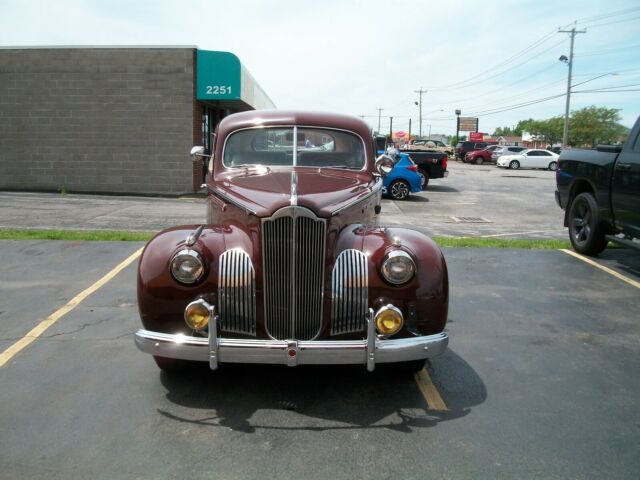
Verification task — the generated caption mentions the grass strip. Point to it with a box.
[0,228,575,249]
[0,229,154,242]
[432,236,572,249]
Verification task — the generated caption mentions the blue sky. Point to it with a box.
[1,0,639,136]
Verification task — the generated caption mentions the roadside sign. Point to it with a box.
[469,132,484,141]
[459,117,479,132]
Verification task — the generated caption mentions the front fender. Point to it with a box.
[137,223,254,334]
[334,226,448,336]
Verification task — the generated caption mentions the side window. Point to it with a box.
[540,151,552,156]
[527,151,538,156]
[633,131,640,152]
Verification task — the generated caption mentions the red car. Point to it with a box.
[134,111,449,373]
[464,145,502,164]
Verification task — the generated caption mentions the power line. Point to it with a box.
[584,14,640,29]
[425,29,558,91]
[574,6,640,24]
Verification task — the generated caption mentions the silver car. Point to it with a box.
[491,146,527,162]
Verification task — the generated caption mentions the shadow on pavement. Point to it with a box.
[156,349,485,434]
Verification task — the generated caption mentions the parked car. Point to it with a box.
[455,141,495,160]
[403,150,449,188]
[383,153,423,199]
[403,139,453,156]
[556,116,640,255]
[496,149,559,170]
[490,146,528,163]
[134,110,449,374]
[464,145,502,164]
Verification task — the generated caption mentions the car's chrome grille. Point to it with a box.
[331,249,368,335]
[262,207,326,340]
[218,248,256,335]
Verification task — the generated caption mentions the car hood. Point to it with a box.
[213,168,376,218]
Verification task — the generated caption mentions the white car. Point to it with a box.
[496,149,559,170]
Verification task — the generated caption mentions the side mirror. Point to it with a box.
[190,146,205,157]
[374,155,395,177]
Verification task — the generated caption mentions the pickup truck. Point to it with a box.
[402,149,449,189]
[555,117,640,255]
[403,139,453,156]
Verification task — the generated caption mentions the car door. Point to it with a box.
[519,150,535,168]
[523,150,542,168]
[611,125,640,237]
[537,150,554,169]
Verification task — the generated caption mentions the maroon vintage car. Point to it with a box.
[134,110,449,373]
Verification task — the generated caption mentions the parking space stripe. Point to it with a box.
[0,247,143,368]
[414,368,449,411]
[560,249,640,289]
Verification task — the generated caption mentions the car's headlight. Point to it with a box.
[380,250,416,285]
[170,249,205,284]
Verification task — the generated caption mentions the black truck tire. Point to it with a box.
[568,192,607,255]
[418,168,430,189]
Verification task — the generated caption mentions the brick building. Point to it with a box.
[0,47,275,195]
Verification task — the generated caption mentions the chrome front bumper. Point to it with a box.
[134,314,448,372]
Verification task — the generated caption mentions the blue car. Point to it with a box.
[382,153,423,200]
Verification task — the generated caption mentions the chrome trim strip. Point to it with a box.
[218,248,256,335]
[331,177,383,215]
[208,304,218,370]
[207,185,258,216]
[366,309,375,372]
[290,170,298,206]
[134,329,448,366]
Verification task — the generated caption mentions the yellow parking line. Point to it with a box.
[560,249,640,289]
[414,367,449,411]
[0,247,143,368]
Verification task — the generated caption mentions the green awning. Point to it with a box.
[196,50,275,110]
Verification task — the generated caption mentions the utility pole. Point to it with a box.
[376,108,383,134]
[389,117,393,140]
[558,25,586,148]
[414,88,427,138]
[408,118,412,139]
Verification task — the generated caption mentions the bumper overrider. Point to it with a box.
[134,306,448,372]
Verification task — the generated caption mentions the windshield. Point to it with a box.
[223,127,366,169]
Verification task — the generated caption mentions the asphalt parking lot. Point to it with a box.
[0,161,565,239]
[1,162,639,479]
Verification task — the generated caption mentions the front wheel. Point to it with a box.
[548,161,558,171]
[568,192,607,255]
[389,180,410,200]
[418,169,430,190]
[475,157,483,165]
[509,160,520,170]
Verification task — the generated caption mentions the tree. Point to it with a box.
[523,116,564,146]
[494,126,514,136]
[568,106,627,146]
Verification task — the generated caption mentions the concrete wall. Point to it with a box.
[0,48,196,195]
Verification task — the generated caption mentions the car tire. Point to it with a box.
[475,157,483,165]
[153,355,191,372]
[509,160,520,170]
[548,161,558,171]
[418,169,429,190]
[389,180,410,200]
[568,192,607,255]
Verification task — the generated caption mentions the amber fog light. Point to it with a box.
[184,299,211,331]
[374,304,404,335]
